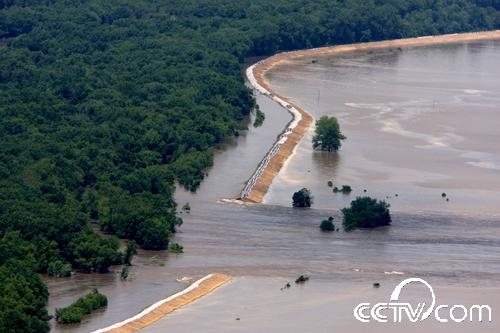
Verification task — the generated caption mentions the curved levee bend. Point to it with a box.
[241,30,500,203]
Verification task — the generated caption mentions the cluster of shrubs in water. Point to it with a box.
[281,275,310,290]
[327,181,352,194]
[55,289,107,324]
[292,188,391,232]
[295,185,451,232]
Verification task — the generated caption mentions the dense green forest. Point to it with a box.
[0,0,499,331]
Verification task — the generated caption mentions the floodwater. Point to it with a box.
[142,278,500,333]
[265,41,500,216]
[46,42,500,333]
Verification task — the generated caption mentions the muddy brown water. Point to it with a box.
[47,41,500,332]
[141,278,500,333]
[265,41,500,216]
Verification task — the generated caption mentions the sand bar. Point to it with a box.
[242,30,500,203]
[91,273,231,333]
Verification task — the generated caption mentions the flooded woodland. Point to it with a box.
[48,40,500,333]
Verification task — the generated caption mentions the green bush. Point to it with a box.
[333,185,351,194]
[68,232,122,273]
[182,203,191,212]
[120,266,129,280]
[295,275,310,284]
[123,241,138,266]
[341,185,352,194]
[56,307,85,325]
[47,260,72,278]
[292,188,313,208]
[342,197,391,232]
[169,243,184,254]
[253,106,266,127]
[55,289,107,324]
[320,217,335,231]
[312,116,346,152]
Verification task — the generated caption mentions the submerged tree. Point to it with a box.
[120,266,129,280]
[253,105,266,127]
[341,185,352,194]
[342,197,391,231]
[312,116,346,152]
[320,216,335,231]
[182,203,191,213]
[292,188,313,208]
[169,243,184,254]
[123,241,138,266]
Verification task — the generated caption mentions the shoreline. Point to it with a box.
[241,30,500,203]
[91,273,231,333]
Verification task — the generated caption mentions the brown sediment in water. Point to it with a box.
[243,30,500,203]
[92,273,231,333]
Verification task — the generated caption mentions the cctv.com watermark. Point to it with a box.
[354,278,492,323]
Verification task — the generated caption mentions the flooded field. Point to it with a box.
[47,41,500,332]
[265,41,500,216]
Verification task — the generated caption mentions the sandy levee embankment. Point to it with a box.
[91,273,231,333]
[241,30,500,203]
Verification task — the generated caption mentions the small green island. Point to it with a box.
[55,289,107,324]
